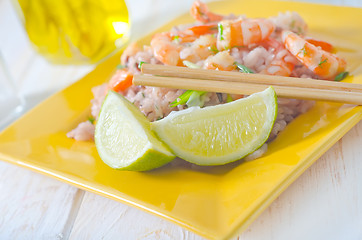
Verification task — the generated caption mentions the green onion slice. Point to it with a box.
[235,62,254,73]
[88,116,95,124]
[218,23,224,40]
[226,94,233,103]
[116,64,126,69]
[171,90,206,107]
[138,61,146,69]
[183,60,200,69]
[334,71,349,81]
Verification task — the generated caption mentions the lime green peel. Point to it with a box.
[95,91,174,171]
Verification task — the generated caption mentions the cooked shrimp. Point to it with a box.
[282,30,346,79]
[121,42,141,65]
[152,23,217,64]
[217,18,275,50]
[172,23,218,43]
[187,23,218,35]
[190,0,223,23]
[150,32,182,66]
[261,59,294,76]
[305,37,334,53]
[180,34,216,63]
[204,51,236,71]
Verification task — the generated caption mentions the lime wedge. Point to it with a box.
[95,91,175,171]
[151,87,277,165]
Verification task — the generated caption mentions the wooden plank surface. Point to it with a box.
[0,0,361,239]
[69,193,203,240]
[0,162,84,239]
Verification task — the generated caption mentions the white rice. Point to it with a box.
[66,121,95,141]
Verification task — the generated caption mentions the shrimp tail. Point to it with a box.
[172,23,218,43]
[151,33,181,66]
[282,30,346,79]
[190,0,224,23]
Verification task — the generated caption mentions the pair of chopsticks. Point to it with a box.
[133,64,362,105]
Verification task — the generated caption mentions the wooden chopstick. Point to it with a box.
[133,74,362,105]
[141,64,362,93]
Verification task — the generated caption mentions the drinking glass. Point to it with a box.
[0,50,25,130]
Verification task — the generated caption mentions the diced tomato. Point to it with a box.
[108,69,133,92]
[306,37,334,52]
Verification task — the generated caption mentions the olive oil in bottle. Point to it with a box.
[15,0,130,64]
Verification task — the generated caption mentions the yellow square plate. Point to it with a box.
[1,1,362,239]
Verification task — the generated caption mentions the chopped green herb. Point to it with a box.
[87,116,95,124]
[334,71,349,81]
[318,58,327,68]
[231,45,247,49]
[299,45,307,56]
[183,60,201,69]
[197,8,206,17]
[290,20,296,28]
[171,90,193,107]
[171,61,206,107]
[117,64,126,69]
[172,35,180,43]
[208,45,219,54]
[226,94,233,103]
[170,90,206,107]
[156,116,163,121]
[218,23,224,41]
[297,26,302,34]
[138,61,146,69]
[141,92,145,98]
[234,62,254,73]
[186,91,206,107]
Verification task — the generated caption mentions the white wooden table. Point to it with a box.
[0,0,361,239]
